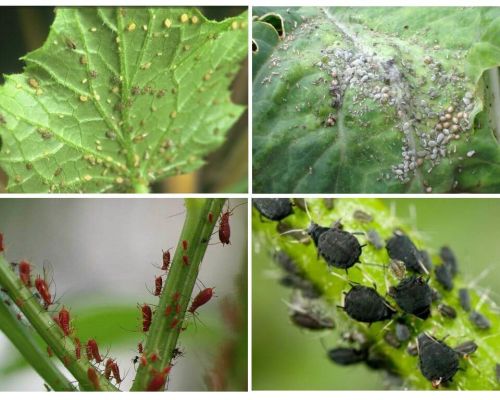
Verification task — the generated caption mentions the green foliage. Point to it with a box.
[0,7,247,193]
[253,198,500,389]
[253,7,500,193]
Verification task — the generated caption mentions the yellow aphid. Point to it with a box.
[231,21,239,30]
[83,175,92,182]
[140,62,152,70]
[191,16,199,24]
[28,78,39,89]
[80,55,88,65]
[180,14,189,23]
[164,18,172,28]
[116,177,124,184]
[127,22,136,32]
[79,95,88,102]
[170,111,177,119]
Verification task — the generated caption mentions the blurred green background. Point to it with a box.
[0,199,247,391]
[252,198,500,390]
[0,6,248,193]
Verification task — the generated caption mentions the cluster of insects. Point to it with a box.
[254,198,497,389]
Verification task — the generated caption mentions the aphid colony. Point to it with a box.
[254,199,496,389]
[0,204,230,391]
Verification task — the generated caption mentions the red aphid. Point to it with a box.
[16,313,22,321]
[175,303,181,315]
[138,342,144,354]
[87,339,103,363]
[154,276,162,296]
[110,361,122,384]
[218,212,231,245]
[47,346,53,357]
[162,249,171,271]
[147,366,172,391]
[172,292,180,302]
[35,276,52,309]
[104,358,113,380]
[140,355,148,366]
[182,240,188,251]
[87,367,100,390]
[0,233,4,252]
[19,260,32,287]
[208,212,213,223]
[170,318,180,329]
[188,288,215,314]
[182,255,189,266]
[58,307,71,336]
[165,304,172,317]
[142,304,152,332]
[150,353,158,362]
[75,338,81,360]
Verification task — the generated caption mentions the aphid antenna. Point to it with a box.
[475,288,491,310]
[278,228,306,237]
[408,203,418,228]
[468,267,491,289]
[281,298,307,314]
[417,259,430,275]
[303,198,313,222]
[379,319,395,333]
[165,209,187,220]
[329,269,350,283]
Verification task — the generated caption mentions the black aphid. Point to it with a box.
[395,320,411,342]
[385,233,426,274]
[458,288,471,312]
[430,288,442,303]
[291,310,335,330]
[469,310,491,330]
[435,264,454,291]
[418,333,459,387]
[309,222,363,269]
[352,209,373,222]
[343,285,395,323]
[453,340,478,357]
[389,276,432,320]
[327,347,367,366]
[279,275,321,299]
[437,304,457,319]
[367,229,384,250]
[274,251,299,275]
[384,331,401,348]
[440,246,458,276]
[253,198,293,221]
[365,348,392,371]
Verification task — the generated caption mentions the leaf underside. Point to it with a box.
[0,7,247,193]
[252,7,500,193]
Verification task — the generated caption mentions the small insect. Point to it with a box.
[172,292,181,303]
[395,320,411,342]
[162,249,171,271]
[440,246,458,275]
[182,255,189,266]
[383,331,401,348]
[389,276,432,320]
[308,221,363,270]
[87,367,100,390]
[208,212,214,223]
[189,288,214,314]
[138,342,144,354]
[154,276,162,296]
[110,360,122,384]
[171,347,184,360]
[150,353,158,362]
[352,209,373,222]
[175,303,181,314]
[182,240,188,251]
[469,310,491,330]
[65,38,77,50]
[366,229,384,250]
[454,340,478,357]
[253,198,293,221]
[327,347,367,365]
[104,359,113,380]
[290,310,335,330]
[132,356,139,366]
[388,259,406,279]
[458,288,471,312]
[19,260,32,287]
[438,304,457,319]
[142,304,152,332]
[385,233,427,274]
[87,339,103,363]
[35,276,52,309]
[140,355,147,366]
[58,307,72,336]
[47,346,53,357]
[218,205,236,246]
[417,333,459,387]
[435,264,454,291]
[75,338,81,360]
[165,305,173,316]
[147,365,172,391]
[342,284,395,323]
[0,233,4,252]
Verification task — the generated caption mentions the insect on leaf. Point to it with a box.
[0,7,248,193]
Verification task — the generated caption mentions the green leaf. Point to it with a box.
[0,7,247,193]
[252,7,500,193]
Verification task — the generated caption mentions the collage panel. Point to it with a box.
[252,7,500,194]
[0,198,247,391]
[253,198,500,390]
[0,6,248,194]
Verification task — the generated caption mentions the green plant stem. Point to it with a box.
[0,298,75,391]
[0,256,118,391]
[131,198,226,391]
